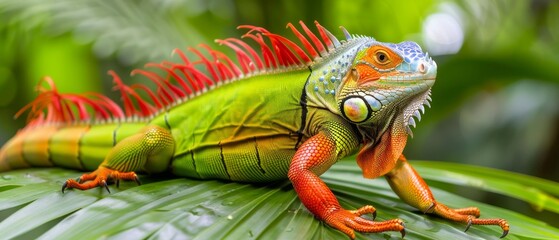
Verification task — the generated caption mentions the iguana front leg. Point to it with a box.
[385,155,510,238]
[288,123,405,239]
[62,126,174,193]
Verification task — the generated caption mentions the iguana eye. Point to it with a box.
[374,50,390,65]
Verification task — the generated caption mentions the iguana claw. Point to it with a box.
[464,217,472,232]
[134,175,142,185]
[61,181,68,193]
[501,229,509,238]
[101,180,110,193]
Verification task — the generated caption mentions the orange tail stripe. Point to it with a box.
[2,134,30,170]
[21,126,59,167]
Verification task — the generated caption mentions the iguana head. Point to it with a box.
[319,38,436,179]
[337,41,436,134]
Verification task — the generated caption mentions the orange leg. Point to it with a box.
[62,126,174,193]
[385,155,509,238]
[289,131,404,239]
[62,166,140,193]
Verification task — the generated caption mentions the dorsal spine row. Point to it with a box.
[17,21,346,128]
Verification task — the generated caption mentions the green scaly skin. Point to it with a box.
[0,22,509,238]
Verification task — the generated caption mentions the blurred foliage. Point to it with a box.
[0,0,558,235]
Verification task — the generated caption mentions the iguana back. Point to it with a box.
[152,69,312,181]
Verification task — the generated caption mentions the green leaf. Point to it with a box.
[0,161,557,239]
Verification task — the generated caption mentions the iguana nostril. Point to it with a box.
[418,63,426,73]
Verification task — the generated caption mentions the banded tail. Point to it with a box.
[0,77,146,172]
[0,122,148,172]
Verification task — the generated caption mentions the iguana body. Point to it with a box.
[0,21,508,238]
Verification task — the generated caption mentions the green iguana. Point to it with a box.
[0,21,508,238]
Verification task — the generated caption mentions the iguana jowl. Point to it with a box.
[0,21,509,238]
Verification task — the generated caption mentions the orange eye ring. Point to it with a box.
[362,46,402,70]
[374,50,391,65]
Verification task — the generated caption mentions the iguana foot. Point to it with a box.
[324,205,405,239]
[386,156,509,238]
[62,166,141,193]
[430,203,509,238]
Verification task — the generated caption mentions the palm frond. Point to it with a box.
[0,160,557,239]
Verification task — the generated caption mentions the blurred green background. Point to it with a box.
[0,0,557,209]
